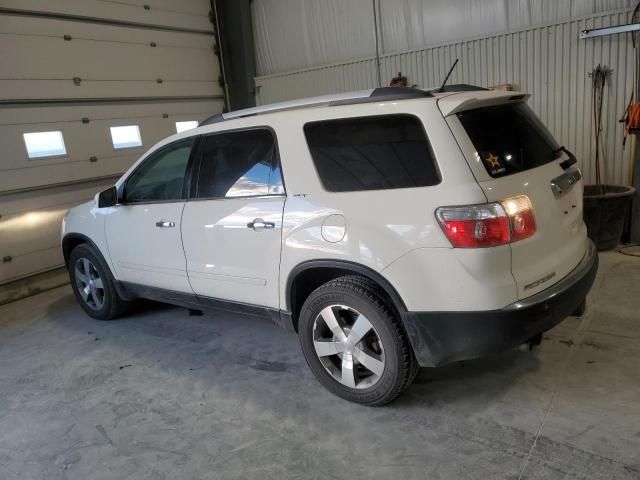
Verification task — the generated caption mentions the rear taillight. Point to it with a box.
[436,195,536,248]
[435,203,510,248]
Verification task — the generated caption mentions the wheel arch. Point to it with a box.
[62,233,103,267]
[285,259,408,331]
[63,232,135,302]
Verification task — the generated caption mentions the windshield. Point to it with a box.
[457,103,559,178]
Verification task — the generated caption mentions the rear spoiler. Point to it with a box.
[437,91,531,116]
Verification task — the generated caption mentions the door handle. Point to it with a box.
[155,220,176,228]
[247,218,275,230]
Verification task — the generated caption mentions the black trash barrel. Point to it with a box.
[583,184,636,251]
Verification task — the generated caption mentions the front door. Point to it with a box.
[181,128,285,309]
[105,138,195,293]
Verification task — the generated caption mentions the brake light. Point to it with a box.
[436,195,536,248]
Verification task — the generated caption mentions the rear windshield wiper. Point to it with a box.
[553,146,577,170]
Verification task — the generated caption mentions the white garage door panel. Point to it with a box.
[1,80,220,102]
[0,246,64,284]
[3,207,70,255]
[140,0,210,16]
[1,182,111,217]
[0,0,223,283]
[0,179,115,284]
[0,99,220,126]
[1,36,218,83]
[0,0,213,32]
[1,156,134,193]
[2,122,149,182]
[0,99,223,192]
[1,15,216,49]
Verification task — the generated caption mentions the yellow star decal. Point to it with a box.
[486,153,501,168]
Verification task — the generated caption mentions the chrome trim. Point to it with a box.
[550,169,582,199]
[506,240,597,311]
[155,220,176,228]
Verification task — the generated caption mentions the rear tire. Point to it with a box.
[68,244,130,320]
[298,275,418,406]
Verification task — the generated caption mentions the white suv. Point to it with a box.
[62,86,598,405]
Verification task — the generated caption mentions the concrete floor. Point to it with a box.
[0,252,639,480]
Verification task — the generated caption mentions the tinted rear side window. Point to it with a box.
[197,129,284,198]
[304,115,440,192]
[457,103,559,178]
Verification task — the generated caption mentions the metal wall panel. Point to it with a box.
[252,0,634,75]
[255,9,635,187]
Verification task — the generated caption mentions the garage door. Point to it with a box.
[0,0,224,284]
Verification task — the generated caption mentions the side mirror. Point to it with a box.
[98,186,118,208]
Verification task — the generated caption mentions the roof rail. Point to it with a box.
[199,84,485,126]
[200,87,434,125]
[330,86,432,106]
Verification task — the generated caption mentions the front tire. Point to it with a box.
[298,275,418,406]
[68,244,130,320]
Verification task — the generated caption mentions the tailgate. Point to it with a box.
[447,98,589,299]
[479,164,588,298]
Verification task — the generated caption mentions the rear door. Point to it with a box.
[446,100,589,299]
[181,128,285,309]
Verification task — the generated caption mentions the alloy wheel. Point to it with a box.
[312,305,385,389]
[74,258,105,310]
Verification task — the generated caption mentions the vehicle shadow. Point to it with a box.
[396,349,540,408]
[40,288,541,412]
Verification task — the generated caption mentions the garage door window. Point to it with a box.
[23,131,67,159]
[124,138,194,203]
[304,114,440,192]
[197,129,284,198]
[110,125,142,149]
[176,121,199,133]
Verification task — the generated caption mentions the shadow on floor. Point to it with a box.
[41,288,537,411]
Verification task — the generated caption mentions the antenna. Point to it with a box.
[437,58,459,92]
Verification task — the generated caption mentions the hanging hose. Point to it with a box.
[592,64,608,186]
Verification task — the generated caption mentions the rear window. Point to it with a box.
[304,114,440,192]
[457,103,559,178]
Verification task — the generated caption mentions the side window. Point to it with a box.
[197,129,283,199]
[304,114,440,192]
[124,138,194,203]
[269,160,285,194]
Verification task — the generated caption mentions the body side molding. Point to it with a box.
[117,281,294,330]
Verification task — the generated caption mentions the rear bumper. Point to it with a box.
[403,240,599,367]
